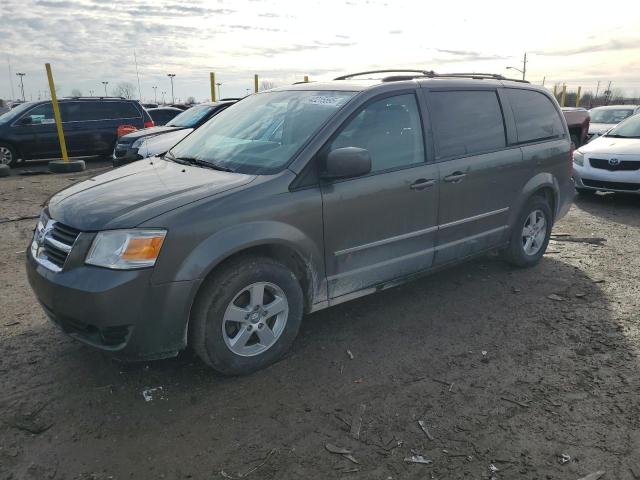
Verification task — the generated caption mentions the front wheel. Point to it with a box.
[0,143,18,167]
[502,197,552,267]
[190,255,304,375]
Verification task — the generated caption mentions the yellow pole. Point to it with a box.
[210,72,216,102]
[254,74,259,93]
[45,63,69,163]
[553,84,557,98]
[304,75,309,83]
[575,86,582,107]
[560,84,567,107]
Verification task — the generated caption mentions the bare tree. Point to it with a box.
[70,88,82,97]
[260,80,277,91]
[112,82,136,99]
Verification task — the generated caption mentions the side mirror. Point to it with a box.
[321,147,371,180]
[18,116,32,125]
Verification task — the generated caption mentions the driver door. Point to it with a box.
[320,92,440,300]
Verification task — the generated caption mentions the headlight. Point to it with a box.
[86,229,166,269]
[573,150,584,166]
[131,137,145,149]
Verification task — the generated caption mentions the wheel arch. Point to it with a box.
[510,173,559,228]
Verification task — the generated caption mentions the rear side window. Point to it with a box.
[430,90,506,159]
[60,102,140,122]
[22,103,55,124]
[505,89,564,143]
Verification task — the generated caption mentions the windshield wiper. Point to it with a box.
[174,156,235,172]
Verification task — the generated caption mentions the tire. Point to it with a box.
[0,143,18,167]
[190,255,304,375]
[502,196,552,268]
[49,160,86,173]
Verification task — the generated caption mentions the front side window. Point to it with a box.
[328,93,425,172]
[22,103,55,124]
[506,89,564,143]
[168,90,355,174]
[430,90,506,159]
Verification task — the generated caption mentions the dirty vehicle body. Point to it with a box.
[587,105,640,142]
[573,112,640,194]
[0,98,153,167]
[561,107,590,147]
[113,100,237,166]
[26,71,574,375]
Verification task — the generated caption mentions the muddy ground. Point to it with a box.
[1,163,639,480]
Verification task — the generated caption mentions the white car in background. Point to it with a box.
[587,105,640,142]
[573,113,640,194]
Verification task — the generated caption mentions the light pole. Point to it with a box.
[245,88,251,96]
[506,52,527,81]
[152,86,158,104]
[161,91,166,104]
[16,73,26,101]
[102,81,109,96]
[89,89,94,96]
[216,82,222,100]
[167,74,176,103]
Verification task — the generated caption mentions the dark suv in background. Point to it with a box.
[0,97,153,166]
[27,71,574,375]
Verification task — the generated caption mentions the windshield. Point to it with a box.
[605,113,640,138]
[167,90,355,174]
[590,108,635,124]
[0,102,34,123]
[167,105,214,128]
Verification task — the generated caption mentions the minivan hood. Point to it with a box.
[119,125,185,142]
[48,159,255,231]
[580,136,640,155]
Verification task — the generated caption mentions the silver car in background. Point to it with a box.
[587,105,640,141]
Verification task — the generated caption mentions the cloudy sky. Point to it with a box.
[2,0,640,102]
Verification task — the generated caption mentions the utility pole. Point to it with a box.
[167,74,176,103]
[541,76,545,86]
[161,91,166,104]
[152,86,158,104]
[16,73,26,101]
[102,81,109,96]
[89,89,94,96]
[7,56,15,101]
[216,82,222,100]
[522,52,527,81]
[133,49,142,101]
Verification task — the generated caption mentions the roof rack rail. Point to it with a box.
[334,69,436,80]
[62,96,127,100]
[335,70,530,84]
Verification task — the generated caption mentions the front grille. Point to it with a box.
[33,219,81,271]
[589,158,640,171]
[582,179,640,191]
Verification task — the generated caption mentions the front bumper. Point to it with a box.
[573,162,640,194]
[26,249,197,361]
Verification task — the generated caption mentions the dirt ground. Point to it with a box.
[1,164,639,480]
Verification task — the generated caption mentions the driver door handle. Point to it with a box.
[410,178,436,190]
[443,171,467,183]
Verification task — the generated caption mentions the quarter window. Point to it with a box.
[328,94,425,173]
[505,89,564,143]
[430,90,506,159]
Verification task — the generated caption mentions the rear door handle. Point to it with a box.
[443,171,467,183]
[410,178,436,190]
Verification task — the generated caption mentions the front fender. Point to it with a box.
[170,220,325,304]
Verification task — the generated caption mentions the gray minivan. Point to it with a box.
[26,71,574,375]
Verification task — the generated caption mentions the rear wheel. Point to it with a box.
[190,255,304,375]
[0,143,18,167]
[502,197,552,267]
